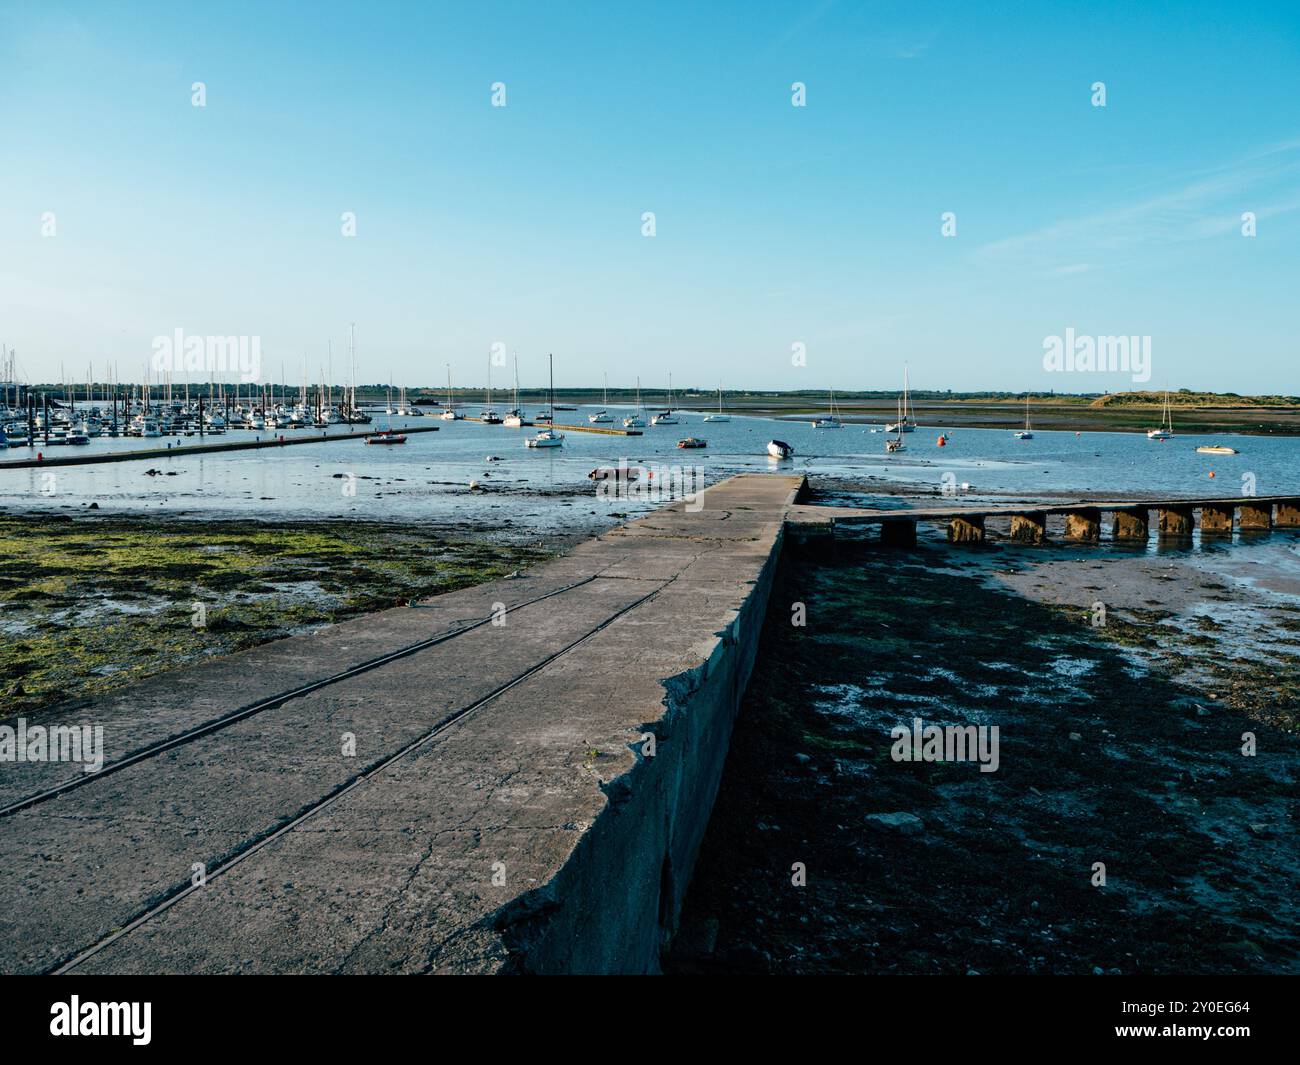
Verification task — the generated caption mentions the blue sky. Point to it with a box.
[2,0,1297,393]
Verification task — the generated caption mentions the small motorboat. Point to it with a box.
[767,439,793,459]
[588,465,644,481]
[677,437,707,449]
[365,430,407,445]
[1196,445,1238,455]
[885,437,905,453]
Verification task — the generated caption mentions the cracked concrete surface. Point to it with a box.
[1,473,802,974]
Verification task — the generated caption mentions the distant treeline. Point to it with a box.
[1090,390,1300,408]
[16,382,1300,408]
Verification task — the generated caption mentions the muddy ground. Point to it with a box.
[0,514,557,719]
[667,526,1300,975]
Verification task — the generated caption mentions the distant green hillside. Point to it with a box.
[1090,390,1300,409]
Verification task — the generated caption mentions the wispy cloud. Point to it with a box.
[974,139,1300,274]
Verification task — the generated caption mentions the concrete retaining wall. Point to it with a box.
[498,523,785,972]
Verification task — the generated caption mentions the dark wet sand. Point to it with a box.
[667,528,1300,975]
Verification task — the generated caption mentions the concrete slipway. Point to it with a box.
[0,473,803,974]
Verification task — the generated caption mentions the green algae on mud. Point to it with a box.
[0,514,549,719]
[667,538,1300,975]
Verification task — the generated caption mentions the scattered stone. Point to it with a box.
[793,752,812,766]
[1069,732,1083,742]
[864,811,924,835]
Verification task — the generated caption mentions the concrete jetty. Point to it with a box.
[5,476,1296,975]
[0,473,801,975]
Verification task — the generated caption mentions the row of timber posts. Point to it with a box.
[939,499,1300,545]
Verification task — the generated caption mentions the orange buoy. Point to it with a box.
[937,435,946,447]
[1209,471,1215,478]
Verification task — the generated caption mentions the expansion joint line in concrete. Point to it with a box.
[49,571,681,976]
[0,574,605,821]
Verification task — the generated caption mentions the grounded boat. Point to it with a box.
[886,392,907,453]
[527,354,565,449]
[767,439,793,459]
[1147,391,1174,440]
[589,465,643,481]
[1014,395,1033,439]
[811,387,842,428]
[1196,445,1238,455]
[703,384,730,423]
[677,437,706,449]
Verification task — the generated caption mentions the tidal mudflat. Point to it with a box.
[668,529,1300,975]
[0,514,553,720]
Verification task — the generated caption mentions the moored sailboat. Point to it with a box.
[1147,392,1174,440]
[812,387,842,428]
[526,354,565,448]
[703,384,730,423]
[1014,395,1033,439]
[885,366,917,433]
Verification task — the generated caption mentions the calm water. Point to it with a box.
[2,405,1297,523]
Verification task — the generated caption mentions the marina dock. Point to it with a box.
[0,425,442,470]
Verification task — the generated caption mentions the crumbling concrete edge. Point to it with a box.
[475,522,789,974]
